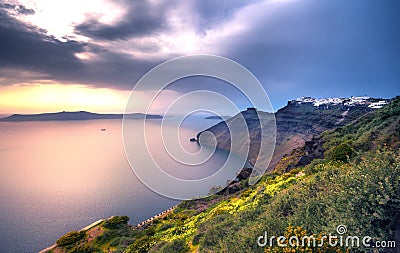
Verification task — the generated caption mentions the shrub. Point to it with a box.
[192,233,202,245]
[102,216,129,229]
[56,231,85,246]
[109,237,121,247]
[67,243,96,253]
[149,241,168,252]
[337,150,400,241]
[95,230,117,244]
[328,142,354,162]
[157,222,173,232]
[125,235,156,253]
[160,238,189,253]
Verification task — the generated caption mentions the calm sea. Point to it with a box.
[0,118,237,252]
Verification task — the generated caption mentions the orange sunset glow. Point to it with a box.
[0,84,130,114]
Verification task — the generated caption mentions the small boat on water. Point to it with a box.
[100,128,106,131]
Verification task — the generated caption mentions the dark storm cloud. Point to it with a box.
[190,0,262,34]
[69,48,158,88]
[187,0,264,35]
[74,0,260,40]
[0,4,160,88]
[0,3,35,15]
[217,0,400,109]
[0,0,262,89]
[16,5,35,15]
[74,0,169,40]
[0,7,85,84]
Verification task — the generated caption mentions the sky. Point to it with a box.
[0,0,399,114]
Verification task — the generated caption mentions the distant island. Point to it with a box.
[0,111,163,122]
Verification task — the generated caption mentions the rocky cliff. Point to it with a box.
[197,96,390,171]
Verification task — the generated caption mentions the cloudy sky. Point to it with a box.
[0,0,399,114]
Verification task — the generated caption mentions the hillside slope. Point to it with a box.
[44,96,399,253]
[197,96,389,171]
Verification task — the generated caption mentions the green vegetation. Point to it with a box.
[158,238,190,253]
[103,216,130,229]
[328,142,354,162]
[48,97,400,253]
[323,96,400,154]
[50,217,140,253]
[56,231,86,246]
[125,235,157,253]
[67,243,96,253]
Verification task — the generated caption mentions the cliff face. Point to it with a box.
[197,97,386,171]
[197,108,276,171]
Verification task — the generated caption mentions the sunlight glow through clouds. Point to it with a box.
[0,84,190,115]
[9,0,126,40]
[6,0,272,57]
[74,52,99,61]
[0,0,303,114]
[4,0,286,58]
